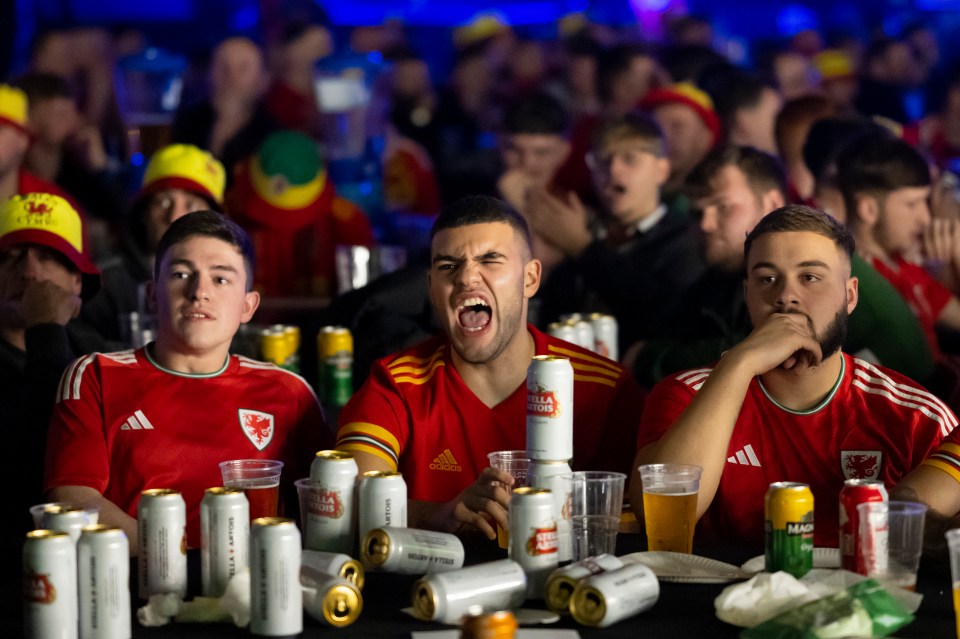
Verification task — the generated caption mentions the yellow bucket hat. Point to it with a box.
[140,144,226,207]
[0,84,28,135]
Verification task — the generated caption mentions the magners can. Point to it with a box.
[201,487,250,597]
[764,482,814,578]
[411,559,527,624]
[318,326,353,408]
[525,356,573,461]
[840,479,888,574]
[306,450,358,554]
[509,487,559,599]
[23,530,77,639]
[138,488,187,600]
[361,527,465,573]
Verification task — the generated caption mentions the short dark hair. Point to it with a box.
[596,44,654,104]
[802,117,890,184]
[13,72,73,104]
[835,135,931,218]
[430,195,532,254]
[502,93,570,137]
[593,111,666,156]
[686,145,787,202]
[744,204,855,265]
[154,210,256,290]
[704,69,776,136]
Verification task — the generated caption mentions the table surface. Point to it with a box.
[9,533,956,638]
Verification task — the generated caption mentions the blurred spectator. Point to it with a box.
[228,130,374,298]
[559,35,602,118]
[769,50,818,100]
[264,22,333,138]
[775,94,835,202]
[705,69,782,155]
[388,49,441,163]
[915,67,960,169]
[813,49,859,117]
[666,15,714,48]
[856,37,914,124]
[382,124,441,217]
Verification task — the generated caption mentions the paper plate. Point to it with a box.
[621,551,754,583]
[740,547,841,574]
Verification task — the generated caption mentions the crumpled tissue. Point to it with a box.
[714,571,818,627]
[135,569,251,628]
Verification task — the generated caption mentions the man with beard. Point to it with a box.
[628,205,955,547]
[336,195,642,538]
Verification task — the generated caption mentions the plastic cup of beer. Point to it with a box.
[638,463,702,553]
[564,471,626,561]
[219,459,284,521]
[487,450,531,548]
[857,500,926,591]
[946,528,960,638]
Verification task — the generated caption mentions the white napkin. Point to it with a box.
[714,571,818,627]
[136,593,183,627]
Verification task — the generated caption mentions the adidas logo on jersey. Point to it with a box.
[727,444,761,467]
[120,410,154,431]
[429,449,462,472]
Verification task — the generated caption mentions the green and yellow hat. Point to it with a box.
[139,144,226,207]
[0,84,28,136]
[0,193,100,298]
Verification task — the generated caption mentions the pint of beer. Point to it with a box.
[219,459,284,520]
[638,464,701,553]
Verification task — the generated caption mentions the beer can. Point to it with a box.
[858,502,889,578]
[460,610,518,639]
[301,549,365,591]
[840,479,888,574]
[557,313,583,324]
[358,470,407,544]
[569,562,659,627]
[78,525,131,639]
[23,530,77,639]
[284,325,301,373]
[544,553,624,614]
[302,573,362,628]
[40,504,94,544]
[547,321,578,345]
[530,460,573,563]
[137,488,187,600]
[361,527,465,574]
[260,327,287,367]
[306,450,358,554]
[573,320,595,352]
[201,487,250,597]
[509,487,559,599]
[764,482,814,578]
[411,559,527,624]
[588,313,618,361]
[251,517,302,637]
[318,326,353,408]
[525,356,574,461]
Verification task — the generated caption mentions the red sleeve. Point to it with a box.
[635,374,698,452]
[907,260,953,320]
[44,355,111,493]
[591,372,648,477]
[282,376,334,481]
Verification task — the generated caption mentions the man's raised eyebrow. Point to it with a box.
[750,259,831,272]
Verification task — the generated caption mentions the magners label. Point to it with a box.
[526,525,559,556]
[309,488,345,519]
[527,389,562,418]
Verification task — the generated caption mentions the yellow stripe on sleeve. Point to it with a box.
[573,374,618,388]
[336,442,399,470]
[922,458,960,485]
[337,421,402,456]
[547,345,622,375]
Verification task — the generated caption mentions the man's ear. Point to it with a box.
[241,290,260,323]
[655,156,671,187]
[761,188,786,214]
[523,258,542,299]
[855,194,880,227]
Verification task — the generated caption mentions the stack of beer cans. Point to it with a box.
[547,313,618,361]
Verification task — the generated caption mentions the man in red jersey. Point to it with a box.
[45,211,330,553]
[629,205,955,548]
[337,195,642,539]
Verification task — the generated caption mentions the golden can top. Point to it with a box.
[204,486,244,496]
[26,529,70,540]
[569,584,606,626]
[284,325,301,350]
[252,516,296,528]
[316,450,355,461]
[319,326,353,358]
[587,312,607,320]
[411,579,437,620]
[319,582,363,627]
[531,355,569,362]
[80,524,123,535]
[461,610,518,639]
[544,574,578,614]
[339,559,365,591]
[141,488,181,498]
[361,528,392,567]
[43,503,85,515]
[363,470,401,479]
[512,486,551,496]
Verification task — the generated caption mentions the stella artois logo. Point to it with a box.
[239,409,274,450]
[527,386,562,418]
[23,573,56,603]
[525,525,559,556]
[310,488,344,519]
[841,450,882,480]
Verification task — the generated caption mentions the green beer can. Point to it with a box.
[317,326,353,407]
[764,482,814,578]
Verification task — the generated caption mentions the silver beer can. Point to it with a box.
[526,356,574,461]
[78,525,131,639]
[544,553,624,613]
[201,487,249,597]
[23,530,77,639]
[411,559,527,624]
[509,487,559,599]
[137,489,187,600]
[251,517,302,637]
[358,471,407,544]
[588,313,619,361]
[302,573,362,628]
[557,313,583,324]
[547,321,578,345]
[40,504,95,544]
[574,320,595,351]
[530,461,573,563]
[306,450,358,554]
[301,549,365,591]
[569,562,659,627]
[361,527,465,574]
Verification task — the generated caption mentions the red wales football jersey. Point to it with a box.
[45,347,331,545]
[637,354,955,547]
[337,325,643,502]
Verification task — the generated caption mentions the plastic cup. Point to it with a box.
[487,450,532,549]
[858,500,927,591]
[220,459,284,521]
[294,478,315,533]
[564,471,626,561]
[638,463,702,553]
[946,528,960,638]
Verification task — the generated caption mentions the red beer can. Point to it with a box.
[839,479,888,574]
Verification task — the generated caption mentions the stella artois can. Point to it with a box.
[251,517,302,637]
[40,503,95,544]
[23,530,77,639]
[547,321,578,345]
[573,320,595,352]
[530,461,573,562]
[302,573,362,627]
[302,550,365,591]
[78,525,131,639]
[509,487,559,599]
[526,356,573,461]
[765,482,814,578]
[201,487,250,597]
[358,471,407,545]
[306,450,358,554]
[840,479,888,574]
[411,559,527,624]
[137,489,187,600]
[588,313,618,361]
[569,562,660,627]
[544,553,624,614]
[361,527,465,574]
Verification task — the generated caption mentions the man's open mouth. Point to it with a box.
[456,297,492,332]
